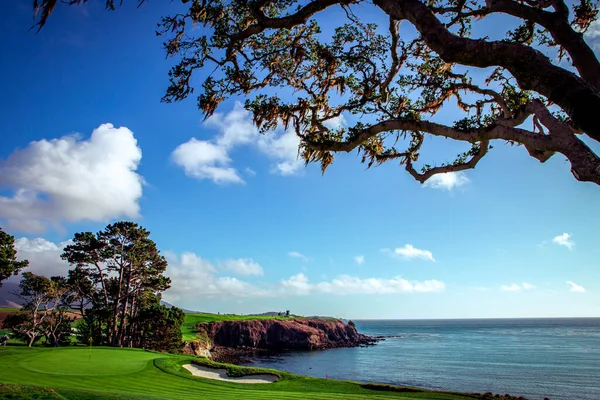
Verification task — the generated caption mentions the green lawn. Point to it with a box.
[181,313,289,341]
[0,346,482,400]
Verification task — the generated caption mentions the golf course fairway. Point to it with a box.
[0,346,483,400]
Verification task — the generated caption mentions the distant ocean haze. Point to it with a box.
[245,318,600,400]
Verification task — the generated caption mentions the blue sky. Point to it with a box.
[1,0,599,319]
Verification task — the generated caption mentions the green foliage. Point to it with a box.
[2,312,40,345]
[6,273,72,347]
[74,316,103,346]
[0,227,28,287]
[61,221,171,348]
[135,302,185,352]
[26,0,600,186]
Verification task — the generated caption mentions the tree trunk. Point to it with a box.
[111,261,125,346]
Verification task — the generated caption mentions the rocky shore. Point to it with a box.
[182,318,378,363]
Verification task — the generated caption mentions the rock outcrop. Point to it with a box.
[196,319,377,351]
[182,340,211,357]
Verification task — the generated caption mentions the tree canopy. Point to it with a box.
[33,0,600,185]
[61,221,173,348]
[5,221,182,351]
[4,272,72,347]
[0,227,28,287]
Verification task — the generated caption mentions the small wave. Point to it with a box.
[377,333,442,339]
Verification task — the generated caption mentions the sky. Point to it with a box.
[1,0,599,319]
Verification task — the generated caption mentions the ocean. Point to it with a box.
[244,318,600,400]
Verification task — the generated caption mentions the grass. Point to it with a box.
[181,313,339,341]
[0,346,484,400]
[181,313,290,341]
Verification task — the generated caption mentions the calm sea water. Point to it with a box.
[244,318,600,400]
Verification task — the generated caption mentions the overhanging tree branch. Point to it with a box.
[374,0,600,142]
[28,0,600,187]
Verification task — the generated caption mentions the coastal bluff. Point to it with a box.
[184,318,376,356]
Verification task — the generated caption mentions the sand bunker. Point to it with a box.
[183,364,279,384]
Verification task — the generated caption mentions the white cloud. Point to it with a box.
[219,258,264,276]
[322,114,347,131]
[384,244,435,262]
[566,281,586,293]
[163,252,271,302]
[288,251,311,262]
[0,124,143,233]
[256,128,303,176]
[281,273,445,295]
[354,255,365,265]
[172,103,305,184]
[171,138,243,184]
[11,237,72,281]
[584,19,600,51]
[500,282,535,291]
[552,233,575,250]
[12,240,444,302]
[280,273,313,295]
[423,172,469,191]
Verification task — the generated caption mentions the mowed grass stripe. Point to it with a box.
[0,347,475,400]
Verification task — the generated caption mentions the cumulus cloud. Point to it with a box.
[163,252,272,303]
[11,237,72,281]
[281,273,445,295]
[552,233,575,250]
[354,255,365,265]
[10,240,445,302]
[288,251,311,262]
[0,124,143,233]
[280,273,313,295]
[566,281,586,293]
[500,282,535,291]
[584,19,600,51]
[423,172,469,191]
[384,244,435,262]
[219,258,264,276]
[171,139,243,184]
[172,102,321,184]
[322,114,347,131]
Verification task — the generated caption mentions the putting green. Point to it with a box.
[0,346,481,400]
[19,348,158,376]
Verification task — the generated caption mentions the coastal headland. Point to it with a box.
[183,316,378,362]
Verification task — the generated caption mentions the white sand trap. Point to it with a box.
[183,364,279,384]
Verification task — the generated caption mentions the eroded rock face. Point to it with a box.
[182,340,211,357]
[196,319,376,351]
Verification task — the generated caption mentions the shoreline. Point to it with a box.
[208,338,381,364]
[189,317,380,364]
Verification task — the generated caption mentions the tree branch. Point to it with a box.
[227,0,349,58]
[304,118,553,153]
[486,0,600,90]
[406,141,489,183]
[373,0,600,143]
[304,109,600,184]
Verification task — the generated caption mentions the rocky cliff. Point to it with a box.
[195,318,376,351]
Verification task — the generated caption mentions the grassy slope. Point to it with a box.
[0,347,479,400]
[181,313,289,341]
